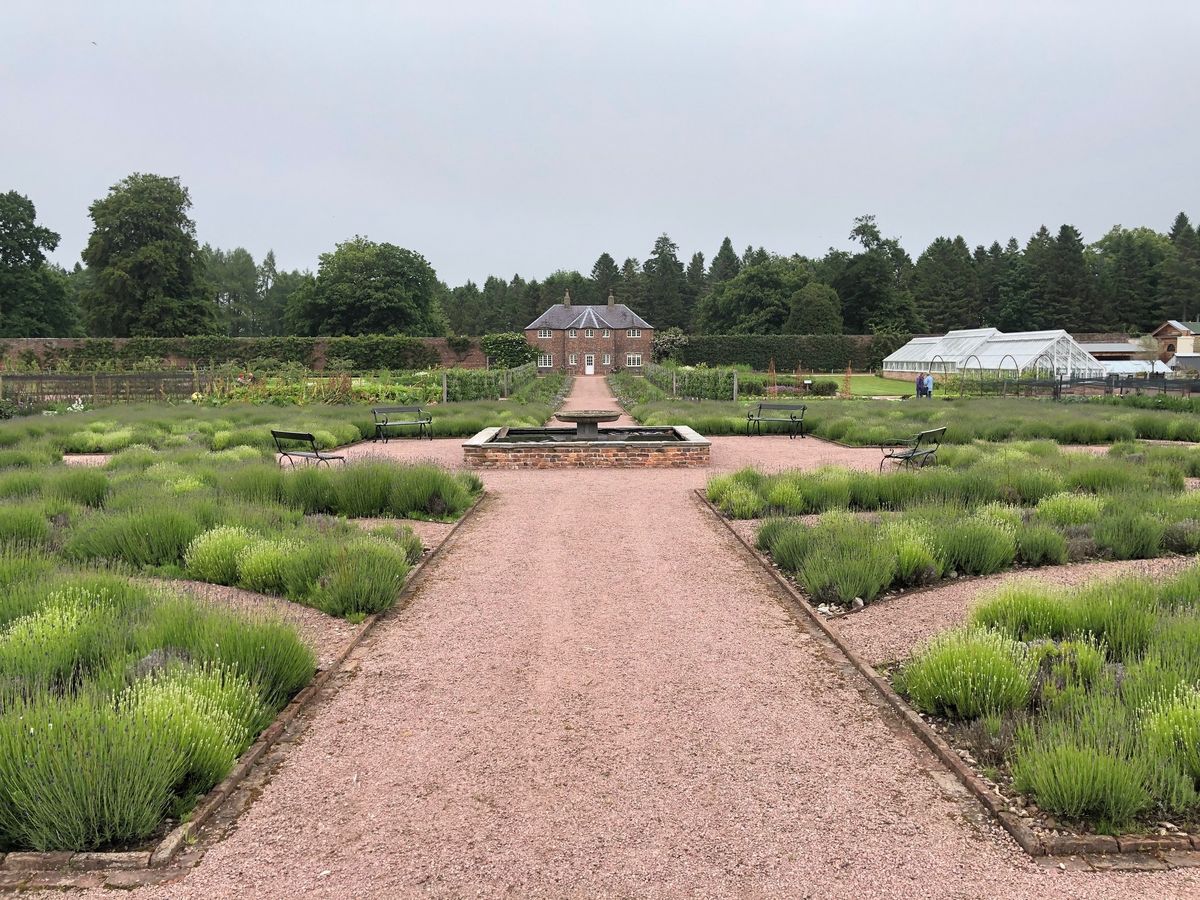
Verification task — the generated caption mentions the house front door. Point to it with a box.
[584,354,595,375]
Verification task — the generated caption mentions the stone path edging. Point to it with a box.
[0,494,486,890]
[695,489,1200,870]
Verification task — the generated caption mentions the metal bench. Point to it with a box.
[372,405,433,442]
[271,430,346,468]
[880,426,946,472]
[747,402,807,439]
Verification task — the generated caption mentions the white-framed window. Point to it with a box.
[568,353,577,366]
[627,328,641,338]
[585,328,594,337]
[602,329,610,337]
[568,328,577,338]
[603,353,611,365]
[537,328,551,339]
[626,353,643,367]
[538,353,553,368]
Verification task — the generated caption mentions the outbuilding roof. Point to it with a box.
[1078,342,1141,355]
[527,303,652,331]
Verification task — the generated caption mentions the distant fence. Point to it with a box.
[949,374,1200,400]
[0,371,211,405]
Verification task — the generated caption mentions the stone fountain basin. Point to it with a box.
[554,409,622,439]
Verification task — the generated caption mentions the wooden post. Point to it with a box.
[441,372,448,403]
[672,372,677,398]
[732,370,739,402]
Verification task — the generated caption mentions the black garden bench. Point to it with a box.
[271,430,346,468]
[879,426,946,472]
[747,402,807,439]
[372,405,433,442]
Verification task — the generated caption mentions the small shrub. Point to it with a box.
[896,628,1034,720]
[1011,742,1151,828]
[1016,525,1069,566]
[971,583,1072,642]
[1094,511,1164,560]
[1070,580,1157,660]
[1035,492,1103,528]
[310,536,410,617]
[1143,688,1200,783]
[64,508,204,568]
[236,538,329,600]
[0,504,51,548]
[184,526,258,586]
[125,664,265,799]
[716,482,764,519]
[1162,519,1200,555]
[0,695,185,850]
[50,469,109,508]
[937,520,1016,576]
[755,518,793,553]
[798,520,895,606]
[883,520,942,586]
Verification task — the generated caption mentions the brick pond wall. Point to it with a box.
[463,427,710,468]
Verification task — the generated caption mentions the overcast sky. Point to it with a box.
[4,1,1198,285]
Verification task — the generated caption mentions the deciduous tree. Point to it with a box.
[0,191,80,336]
[285,237,444,336]
[81,173,215,336]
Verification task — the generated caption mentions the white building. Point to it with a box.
[883,328,1105,379]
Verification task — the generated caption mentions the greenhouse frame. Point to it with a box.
[882,328,1106,378]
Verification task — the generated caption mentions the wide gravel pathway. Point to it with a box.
[93,378,1196,898]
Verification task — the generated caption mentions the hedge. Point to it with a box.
[677,334,911,372]
[7,337,440,373]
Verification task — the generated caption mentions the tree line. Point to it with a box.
[3,172,1198,340]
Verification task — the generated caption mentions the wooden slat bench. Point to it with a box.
[372,405,433,442]
[879,426,946,472]
[271,430,346,468]
[747,402,807,439]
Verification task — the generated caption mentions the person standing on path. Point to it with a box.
[924,372,934,398]
[915,372,925,398]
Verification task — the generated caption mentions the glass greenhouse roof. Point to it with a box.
[883,329,1105,377]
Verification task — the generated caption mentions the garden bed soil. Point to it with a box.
[61,453,110,467]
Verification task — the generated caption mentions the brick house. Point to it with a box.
[525,291,653,375]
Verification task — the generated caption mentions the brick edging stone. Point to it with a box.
[696,490,1200,863]
[0,493,486,887]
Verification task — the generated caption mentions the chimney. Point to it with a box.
[563,289,571,307]
[607,290,615,308]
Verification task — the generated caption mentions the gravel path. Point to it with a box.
[838,556,1198,667]
[65,378,1197,898]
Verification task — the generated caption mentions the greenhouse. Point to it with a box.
[882,328,1105,378]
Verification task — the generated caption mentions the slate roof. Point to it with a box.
[1078,342,1140,354]
[1161,320,1200,334]
[527,303,652,331]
